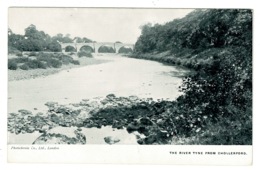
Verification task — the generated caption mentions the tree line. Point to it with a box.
[135,9,251,54]
[8,24,93,52]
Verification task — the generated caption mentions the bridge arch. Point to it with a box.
[98,45,115,53]
[79,45,94,53]
[65,45,76,52]
[118,46,133,53]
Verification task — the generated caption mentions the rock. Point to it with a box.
[106,94,116,99]
[50,114,60,124]
[36,112,44,116]
[18,109,32,116]
[8,113,18,117]
[138,117,154,126]
[33,132,86,145]
[45,101,58,107]
[144,135,157,144]
[137,138,144,144]
[126,123,139,133]
[27,126,35,133]
[104,136,120,145]
[156,119,164,126]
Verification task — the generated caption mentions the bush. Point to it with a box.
[27,60,47,69]
[16,52,23,57]
[77,51,92,57]
[98,46,115,53]
[13,57,29,63]
[118,47,133,53]
[71,60,80,65]
[50,59,62,68]
[8,59,18,70]
[28,52,37,56]
[8,46,21,55]
[61,55,73,65]
[19,63,30,70]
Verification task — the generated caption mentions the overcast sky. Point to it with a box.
[9,8,193,44]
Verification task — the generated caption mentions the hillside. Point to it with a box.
[130,9,252,144]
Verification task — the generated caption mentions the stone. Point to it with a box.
[138,117,154,126]
[126,123,139,133]
[33,132,86,145]
[18,109,32,116]
[45,102,58,108]
[144,135,157,144]
[156,119,164,125]
[137,138,144,144]
[104,136,120,145]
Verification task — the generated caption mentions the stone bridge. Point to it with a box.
[59,42,134,53]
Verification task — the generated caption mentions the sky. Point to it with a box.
[8,8,193,44]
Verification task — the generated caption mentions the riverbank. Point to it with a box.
[125,48,224,71]
[8,56,110,81]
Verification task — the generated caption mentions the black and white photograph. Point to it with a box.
[6,6,253,164]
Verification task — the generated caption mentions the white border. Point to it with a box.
[1,0,259,169]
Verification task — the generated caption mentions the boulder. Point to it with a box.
[33,131,86,145]
[18,109,32,116]
[104,136,120,145]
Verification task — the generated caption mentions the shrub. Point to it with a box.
[98,46,115,53]
[8,59,18,70]
[71,60,80,65]
[28,52,37,56]
[61,55,73,65]
[16,52,23,57]
[14,57,29,63]
[50,59,62,68]
[77,51,92,57]
[118,47,133,53]
[27,60,47,69]
[8,46,21,55]
[19,63,30,70]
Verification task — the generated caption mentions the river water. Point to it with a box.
[8,54,188,144]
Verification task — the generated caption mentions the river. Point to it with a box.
[8,53,188,144]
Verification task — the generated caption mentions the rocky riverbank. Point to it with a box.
[8,94,177,145]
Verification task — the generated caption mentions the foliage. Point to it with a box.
[133,9,252,144]
[77,51,93,57]
[8,52,80,70]
[135,9,252,54]
[50,59,62,68]
[19,64,30,70]
[79,46,94,53]
[65,46,76,52]
[8,60,18,70]
[8,25,93,53]
[28,52,37,56]
[118,47,133,53]
[98,46,115,53]
[71,60,80,65]
[27,60,47,69]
